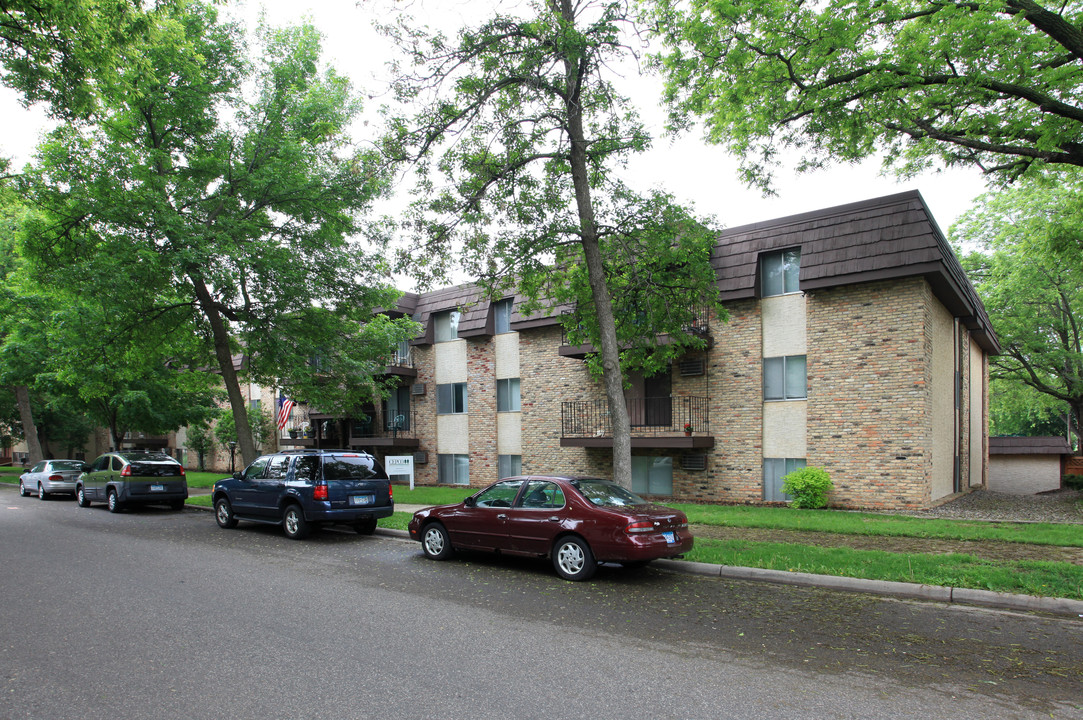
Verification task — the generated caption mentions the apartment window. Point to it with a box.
[764,457,806,502]
[494,298,513,334]
[497,378,521,412]
[631,456,673,496]
[761,248,801,297]
[434,310,461,342]
[436,382,468,414]
[498,454,521,479]
[438,454,470,485]
[764,355,807,400]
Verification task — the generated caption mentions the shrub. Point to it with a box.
[781,466,833,509]
[1064,474,1083,491]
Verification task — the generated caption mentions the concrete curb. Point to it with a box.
[180,500,1083,619]
[652,559,1083,619]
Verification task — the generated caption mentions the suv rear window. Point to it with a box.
[126,454,182,476]
[322,455,383,481]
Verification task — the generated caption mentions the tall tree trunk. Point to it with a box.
[190,273,257,467]
[14,384,43,465]
[555,0,633,488]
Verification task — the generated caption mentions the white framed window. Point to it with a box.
[436,382,468,414]
[497,378,521,412]
[764,457,806,502]
[764,355,807,400]
[631,456,673,495]
[761,248,801,297]
[498,454,521,479]
[494,298,513,334]
[434,310,461,342]
[438,454,470,485]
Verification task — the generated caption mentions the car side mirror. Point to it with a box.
[233,472,244,481]
[464,496,476,508]
[81,464,92,473]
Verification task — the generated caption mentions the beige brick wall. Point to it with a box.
[805,279,933,509]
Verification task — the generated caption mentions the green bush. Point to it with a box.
[781,466,833,509]
[1064,474,1083,491]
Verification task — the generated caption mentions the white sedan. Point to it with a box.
[19,459,85,499]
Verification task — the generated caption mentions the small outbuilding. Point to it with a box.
[988,436,1073,495]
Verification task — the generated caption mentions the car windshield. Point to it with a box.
[571,479,648,508]
[50,461,83,471]
[322,455,381,481]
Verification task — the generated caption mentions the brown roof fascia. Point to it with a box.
[989,436,1073,455]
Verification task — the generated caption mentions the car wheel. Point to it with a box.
[76,485,91,508]
[421,523,454,560]
[282,504,310,540]
[19,479,29,497]
[214,497,238,529]
[37,483,48,500]
[354,518,378,535]
[552,536,597,581]
[107,488,122,513]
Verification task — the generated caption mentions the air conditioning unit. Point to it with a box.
[681,453,707,471]
[411,383,426,395]
[679,359,705,376]
[413,451,428,465]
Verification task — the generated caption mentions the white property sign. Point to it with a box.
[385,455,415,490]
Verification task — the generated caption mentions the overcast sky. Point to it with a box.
[1,0,992,249]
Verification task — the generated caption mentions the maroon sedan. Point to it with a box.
[407,475,693,581]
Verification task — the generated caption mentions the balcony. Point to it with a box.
[382,348,417,378]
[559,306,714,358]
[560,396,714,449]
[279,406,419,449]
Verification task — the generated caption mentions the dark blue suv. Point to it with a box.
[212,450,393,539]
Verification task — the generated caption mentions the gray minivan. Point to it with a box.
[76,451,188,512]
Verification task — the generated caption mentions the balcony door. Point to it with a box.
[626,369,672,428]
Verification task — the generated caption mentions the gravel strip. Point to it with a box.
[919,488,1083,524]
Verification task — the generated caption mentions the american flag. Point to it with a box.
[276,395,295,429]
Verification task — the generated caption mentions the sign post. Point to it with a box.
[385,455,415,491]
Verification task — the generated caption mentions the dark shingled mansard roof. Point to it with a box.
[989,436,1073,456]
[406,191,998,353]
[713,190,999,353]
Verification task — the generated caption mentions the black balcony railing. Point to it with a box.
[349,407,417,441]
[561,396,710,438]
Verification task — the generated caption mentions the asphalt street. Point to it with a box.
[2,485,1081,720]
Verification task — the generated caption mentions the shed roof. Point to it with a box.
[989,436,1073,456]
[714,190,1000,353]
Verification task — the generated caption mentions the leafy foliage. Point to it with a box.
[951,171,1083,448]
[649,0,1083,191]
[781,466,833,509]
[380,0,725,486]
[20,2,418,465]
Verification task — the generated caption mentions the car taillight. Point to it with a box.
[625,521,655,534]
[121,465,131,477]
[313,483,328,501]
[48,474,63,482]
[178,466,186,476]
[388,483,393,501]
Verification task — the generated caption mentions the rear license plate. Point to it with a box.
[150,484,165,492]
[349,494,374,507]
[662,531,676,544]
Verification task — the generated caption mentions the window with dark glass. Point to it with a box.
[761,248,801,296]
[497,378,521,412]
[436,383,468,414]
[764,355,807,400]
[437,454,470,485]
[494,298,513,334]
[434,310,461,342]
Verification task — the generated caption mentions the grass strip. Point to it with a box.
[687,537,1083,600]
[670,503,1083,548]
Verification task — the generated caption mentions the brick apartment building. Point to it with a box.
[274,190,998,511]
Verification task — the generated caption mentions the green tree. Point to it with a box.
[185,420,216,471]
[0,0,138,115]
[21,1,417,467]
[951,172,1083,448]
[649,0,1083,191]
[988,377,1071,440]
[381,0,724,488]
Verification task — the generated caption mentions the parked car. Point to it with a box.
[211,449,394,539]
[19,459,85,499]
[408,475,694,581]
[76,451,187,512]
